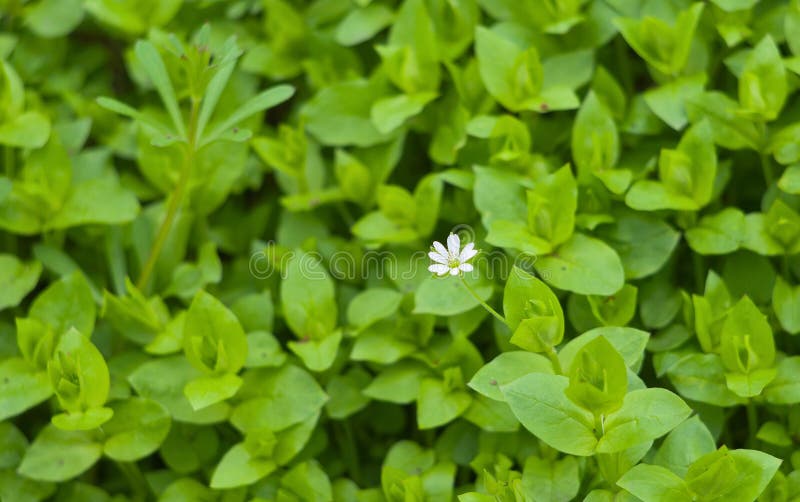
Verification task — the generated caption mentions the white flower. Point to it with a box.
[428,233,478,276]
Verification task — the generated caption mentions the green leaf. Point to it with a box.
[534,233,625,295]
[210,443,276,489]
[520,456,579,502]
[303,78,395,147]
[30,271,95,337]
[667,353,745,407]
[0,111,50,148]
[281,251,338,340]
[559,327,650,373]
[102,397,171,461]
[468,351,553,401]
[485,219,552,255]
[325,368,370,419]
[51,407,113,432]
[473,166,528,226]
[134,40,185,138]
[572,91,619,176]
[231,364,327,432]
[245,331,286,369]
[102,278,169,346]
[128,356,230,424]
[686,91,761,150]
[597,212,680,279]
[202,85,295,147]
[503,267,564,352]
[526,165,577,247]
[370,92,437,134]
[23,0,84,37]
[159,423,219,475]
[184,373,243,411]
[653,415,716,477]
[738,36,787,121]
[0,358,52,421]
[725,369,777,398]
[194,58,237,146]
[0,422,27,469]
[685,208,745,255]
[643,73,707,130]
[280,460,333,501]
[47,177,140,230]
[719,295,774,375]
[0,254,41,311]
[615,3,704,75]
[587,284,638,327]
[597,388,691,453]
[159,478,215,501]
[501,373,598,456]
[462,394,519,432]
[48,328,111,424]
[335,4,395,46]
[778,165,800,194]
[773,277,800,334]
[617,464,692,502]
[288,330,342,372]
[763,357,800,404]
[347,288,403,331]
[414,274,493,316]
[17,425,102,482]
[565,336,628,415]
[183,290,248,375]
[756,421,792,447]
[743,213,785,256]
[686,448,781,502]
[627,120,716,211]
[363,360,431,404]
[475,26,539,112]
[417,376,471,429]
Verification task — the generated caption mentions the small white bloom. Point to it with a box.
[428,233,478,276]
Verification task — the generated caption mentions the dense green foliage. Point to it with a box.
[1,0,800,500]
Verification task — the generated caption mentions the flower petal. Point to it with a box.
[459,242,478,262]
[428,251,449,264]
[447,233,461,257]
[459,263,474,272]
[449,266,460,276]
[429,264,449,276]
[432,241,448,256]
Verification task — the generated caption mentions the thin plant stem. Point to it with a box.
[459,275,564,373]
[459,275,507,326]
[746,400,758,448]
[335,419,362,486]
[4,145,13,178]
[545,345,563,375]
[115,461,149,501]
[760,153,774,187]
[693,253,705,293]
[137,98,201,292]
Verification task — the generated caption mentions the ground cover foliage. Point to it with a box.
[1,0,800,500]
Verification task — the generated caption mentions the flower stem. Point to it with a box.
[136,98,200,292]
[459,275,507,326]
